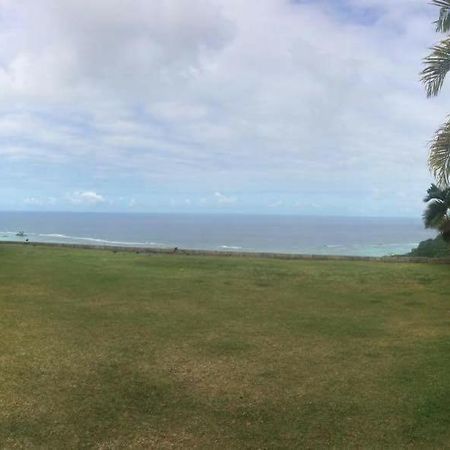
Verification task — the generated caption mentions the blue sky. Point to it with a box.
[0,0,445,216]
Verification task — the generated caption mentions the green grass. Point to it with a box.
[1,244,450,448]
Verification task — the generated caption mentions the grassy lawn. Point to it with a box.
[1,244,450,448]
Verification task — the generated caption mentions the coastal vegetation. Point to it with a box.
[409,234,450,257]
[418,1,450,249]
[423,184,450,242]
[422,0,450,185]
[1,244,450,448]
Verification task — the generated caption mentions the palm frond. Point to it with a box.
[421,38,450,97]
[424,183,447,202]
[429,118,450,186]
[432,0,450,32]
[423,200,448,228]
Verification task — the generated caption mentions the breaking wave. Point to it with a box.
[0,231,169,248]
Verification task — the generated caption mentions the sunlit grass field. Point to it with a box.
[1,244,450,448]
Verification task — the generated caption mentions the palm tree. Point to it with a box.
[423,183,450,241]
[421,0,450,186]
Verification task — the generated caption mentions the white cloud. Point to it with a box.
[0,0,234,102]
[0,0,443,215]
[23,196,57,206]
[214,191,236,204]
[67,191,106,205]
[268,200,283,208]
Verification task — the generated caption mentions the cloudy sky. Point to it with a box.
[0,0,446,216]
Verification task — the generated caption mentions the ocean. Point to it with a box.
[0,212,434,257]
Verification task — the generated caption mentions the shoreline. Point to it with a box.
[2,240,450,264]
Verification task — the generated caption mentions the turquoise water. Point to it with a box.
[0,212,435,257]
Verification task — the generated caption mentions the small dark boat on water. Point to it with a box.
[16,231,26,237]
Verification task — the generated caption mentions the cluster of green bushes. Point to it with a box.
[408,235,450,258]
